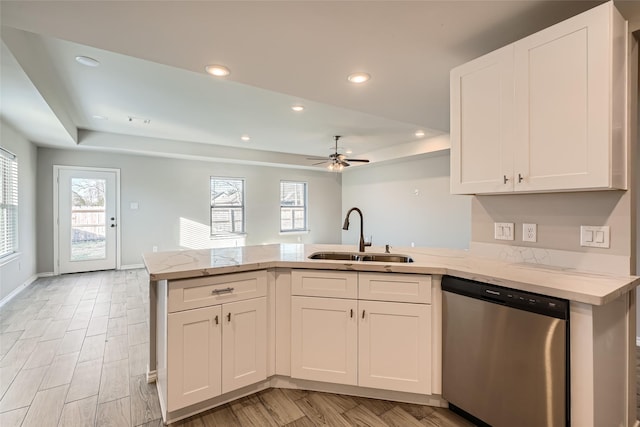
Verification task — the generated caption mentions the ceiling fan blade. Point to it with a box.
[312,160,328,166]
[345,158,370,163]
[307,157,328,160]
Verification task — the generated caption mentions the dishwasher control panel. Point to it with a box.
[443,276,569,320]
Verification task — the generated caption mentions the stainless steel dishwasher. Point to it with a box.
[441,275,569,427]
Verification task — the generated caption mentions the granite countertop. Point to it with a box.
[142,243,640,306]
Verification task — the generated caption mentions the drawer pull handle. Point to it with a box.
[362,310,366,319]
[211,287,234,295]
[227,312,231,322]
[503,175,509,184]
[518,173,524,183]
[214,315,219,325]
[350,309,354,318]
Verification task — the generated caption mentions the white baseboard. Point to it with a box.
[38,272,55,277]
[0,273,39,308]
[120,264,145,270]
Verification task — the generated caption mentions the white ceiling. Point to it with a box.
[2,0,635,169]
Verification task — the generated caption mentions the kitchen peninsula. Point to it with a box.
[143,244,640,426]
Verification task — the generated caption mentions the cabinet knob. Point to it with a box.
[503,175,509,184]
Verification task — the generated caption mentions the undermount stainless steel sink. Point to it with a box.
[308,252,414,263]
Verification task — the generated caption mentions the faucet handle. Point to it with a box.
[364,235,372,247]
[385,244,391,254]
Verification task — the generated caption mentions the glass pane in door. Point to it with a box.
[70,178,107,261]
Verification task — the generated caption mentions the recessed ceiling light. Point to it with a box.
[291,105,305,112]
[75,56,100,67]
[345,149,353,155]
[347,72,371,84]
[241,134,251,141]
[415,130,425,137]
[92,115,108,120]
[205,64,231,77]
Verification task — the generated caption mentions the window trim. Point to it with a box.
[210,176,246,237]
[0,148,18,259]
[279,180,308,233]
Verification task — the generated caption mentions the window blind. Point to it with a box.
[0,148,18,258]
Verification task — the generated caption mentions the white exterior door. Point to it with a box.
[222,297,267,393]
[358,300,431,394]
[290,296,358,386]
[167,305,222,411]
[57,167,118,274]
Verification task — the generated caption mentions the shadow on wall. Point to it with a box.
[179,217,245,249]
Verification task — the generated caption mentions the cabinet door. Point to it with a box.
[222,297,267,393]
[167,305,222,411]
[291,296,357,385]
[358,300,431,394]
[513,4,619,191]
[450,44,514,194]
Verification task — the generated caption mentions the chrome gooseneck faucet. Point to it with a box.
[342,207,371,252]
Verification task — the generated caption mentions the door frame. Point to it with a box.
[53,165,121,275]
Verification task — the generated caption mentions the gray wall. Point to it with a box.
[472,191,632,257]
[1,120,38,300]
[341,152,471,250]
[37,148,342,272]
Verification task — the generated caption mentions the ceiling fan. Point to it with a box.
[308,136,370,170]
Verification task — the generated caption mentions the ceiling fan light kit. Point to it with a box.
[308,135,370,171]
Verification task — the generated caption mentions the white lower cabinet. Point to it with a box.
[290,271,433,395]
[167,305,222,411]
[290,296,358,385]
[358,300,431,394]
[222,297,267,393]
[167,296,267,412]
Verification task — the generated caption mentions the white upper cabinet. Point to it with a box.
[450,44,515,194]
[451,2,627,195]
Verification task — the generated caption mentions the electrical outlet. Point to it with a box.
[522,223,537,242]
[152,245,158,252]
[494,222,514,241]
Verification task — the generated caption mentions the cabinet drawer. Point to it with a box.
[359,273,431,304]
[291,270,357,299]
[168,270,267,312]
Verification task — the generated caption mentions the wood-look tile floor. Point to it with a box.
[0,270,634,426]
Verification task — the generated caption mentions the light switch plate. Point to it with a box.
[494,222,515,241]
[580,226,610,248]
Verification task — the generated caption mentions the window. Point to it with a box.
[280,181,307,232]
[0,148,18,258]
[210,177,245,236]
